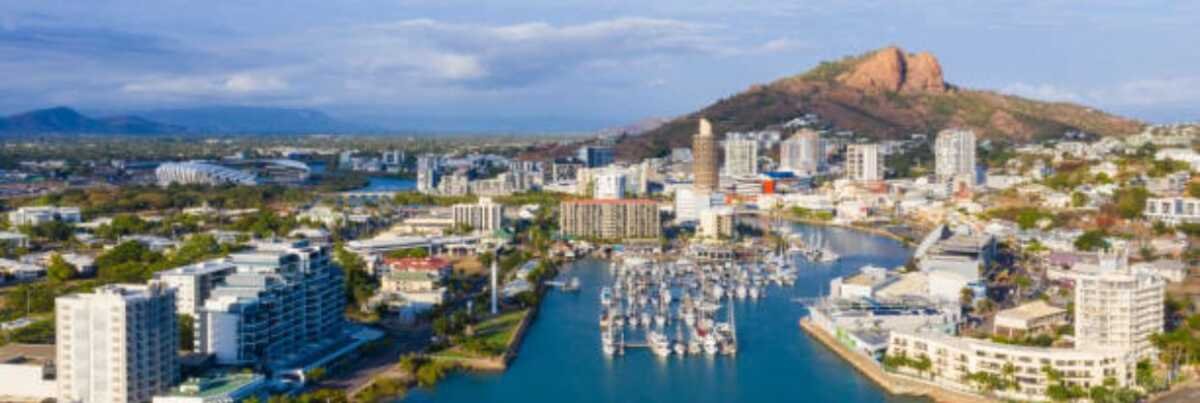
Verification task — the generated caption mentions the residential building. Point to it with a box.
[1144,196,1200,224]
[57,283,179,403]
[594,170,627,199]
[780,129,823,176]
[416,154,441,193]
[8,206,82,227]
[154,261,238,318]
[195,241,345,368]
[693,118,719,193]
[723,133,759,177]
[698,206,736,239]
[1073,270,1165,359]
[0,344,57,401]
[888,331,1139,401]
[559,199,661,240]
[934,129,977,183]
[451,197,503,233]
[673,187,725,223]
[153,372,265,403]
[846,144,884,182]
[993,300,1068,337]
[0,231,29,249]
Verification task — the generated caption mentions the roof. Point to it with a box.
[169,372,262,398]
[996,300,1066,322]
[0,344,55,366]
[564,198,658,206]
[384,257,451,271]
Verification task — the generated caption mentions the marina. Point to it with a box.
[403,223,925,403]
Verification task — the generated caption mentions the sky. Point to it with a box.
[1,0,1198,131]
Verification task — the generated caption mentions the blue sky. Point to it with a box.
[2,0,1197,130]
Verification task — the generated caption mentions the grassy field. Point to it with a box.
[430,309,529,362]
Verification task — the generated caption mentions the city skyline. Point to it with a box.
[1,1,1199,131]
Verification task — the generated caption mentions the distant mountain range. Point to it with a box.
[0,107,182,135]
[616,46,1145,160]
[0,106,366,135]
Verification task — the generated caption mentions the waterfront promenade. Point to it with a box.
[798,318,995,403]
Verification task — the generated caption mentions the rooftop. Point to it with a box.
[0,343,54,366]
[168,372,262,398]
[996,300,1067,322]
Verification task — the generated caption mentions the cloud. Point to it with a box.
[1000,82,1082,103]
[122,72,289,96]
[1090,77,1200,106]
[321,17,732,88]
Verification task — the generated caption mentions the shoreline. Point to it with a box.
[767,213,915,246]
[798,318,996,403]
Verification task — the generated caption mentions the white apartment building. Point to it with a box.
[674,188,725,223]
[1073,270,1165,359]
[780,129,823,176]
[196,241,345,368]
[154,261,238,318]
[888,331,1139,401]
[723,134,759,178]
[934,129,976,183]
[594,171,627,199]
[451,197,503,233]
[8,206,82,227]
[846,144,884,181]
[1144,196,1200,224]
[56,283,179,403]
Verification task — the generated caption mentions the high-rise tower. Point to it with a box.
[692,118,719,192]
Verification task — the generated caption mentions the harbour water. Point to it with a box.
[360,177,416,192]
[402,224,926,403]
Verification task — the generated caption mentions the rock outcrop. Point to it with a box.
[836,46,947,94]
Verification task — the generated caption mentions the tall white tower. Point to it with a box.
[490,255,499,315]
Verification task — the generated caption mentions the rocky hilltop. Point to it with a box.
[615,46,1143,161]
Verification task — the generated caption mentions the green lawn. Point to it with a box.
[431,309,528,360]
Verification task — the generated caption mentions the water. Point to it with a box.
[402,224,927,403]
[360,177,416,192]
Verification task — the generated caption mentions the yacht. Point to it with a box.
[649,330,672,357]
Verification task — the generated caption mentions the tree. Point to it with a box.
[46,253,76,283]
[1110,186,1149,219]
[178,314,195,351]
[959,287,974,309]
[1074,230,1110,252]
[1070,192,1088,208]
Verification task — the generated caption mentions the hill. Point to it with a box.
[136,106,368,134]
[617,46,1144,160]
[0,107,181,135]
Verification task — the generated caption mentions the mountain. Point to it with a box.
[617,46,1144,160]
[136,106,367,134]
[0,107,181,135]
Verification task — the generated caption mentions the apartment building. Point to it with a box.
[195,240,345,367]
[154,261,238,317]
[934,129,977,183]
[1144,196,1200,224]
[1073,270,1165,359]
[8,206,82,227]
[559,199,661,240]
[846,144,884,182]
[723,133,759,178]
[56,283,179,403]
[888,331,1139,402]
[451,197,503,233]
[780,129,823,176]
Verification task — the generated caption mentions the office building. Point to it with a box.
[846,144,884,182]
[780,129,823,176]
[577,145,615,168]
[723,133,759,177]
[934,129,976,183]
[451,197,503,233]
[559,199,661,240]
[1074,270,1165,359]
[57,283,179,403]
[693,118,719,192]
[674,187,725,223]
